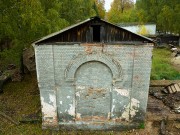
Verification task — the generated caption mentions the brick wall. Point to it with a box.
[34,44,153,130]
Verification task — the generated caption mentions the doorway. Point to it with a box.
[92,25,101,42]
[75,61,112,122]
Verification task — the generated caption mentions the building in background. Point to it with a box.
[118,23,156,36]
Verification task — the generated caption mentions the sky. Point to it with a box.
[104,0,136,11]
[104,0,114,11]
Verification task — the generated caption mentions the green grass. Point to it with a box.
[151,48,180,80]
[0,74,42,135]
[138,123,145,129]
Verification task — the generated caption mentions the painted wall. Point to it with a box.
[121,24,156,35]
[34,44,153,130]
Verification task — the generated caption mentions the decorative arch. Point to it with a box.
[65,52,123,82]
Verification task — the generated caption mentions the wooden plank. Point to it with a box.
[167,86,173,93]
[171,85,176,93]
[174,84,180,92]
[178,83,180,89]
[150,80,180,87]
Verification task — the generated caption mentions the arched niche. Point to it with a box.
[65,52,123,83]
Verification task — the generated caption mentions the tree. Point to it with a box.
[137,25,150,35]
[136,0,180,35]
[107,0,135,23]
[60,0,96,24]
[94,0,106,18]
[120,0,134,13]
[0,0,96,68]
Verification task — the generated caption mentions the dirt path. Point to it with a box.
[171,56,180,72]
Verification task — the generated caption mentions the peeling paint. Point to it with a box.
[121,98,140,121]
[68,104,75,116]
[121,104,130,121]
[130,98,140,117]
[112,105,115,112]
[67,96,71,99]
[108,112,111,119]
[41,97,56,118]
[49,94,55,103]
[76,113,81,119]
[112,99,116,116]
[59,101,62,105]
[113,99,116,103]
[76,91,80,97]
[76,86,85,90]
[114,88,129,97]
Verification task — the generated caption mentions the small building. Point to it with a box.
[33,17,154,130]
[118,23,156,36]
[156,34,180,46]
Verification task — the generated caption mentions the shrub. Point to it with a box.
[0,40,24,70]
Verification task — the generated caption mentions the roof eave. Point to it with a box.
[32,18,91,45]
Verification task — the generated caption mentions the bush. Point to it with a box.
[0,40,24,70]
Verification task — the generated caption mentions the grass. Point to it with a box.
[0,74,42,135]
[151,48,180,80]
[138,123,145,129]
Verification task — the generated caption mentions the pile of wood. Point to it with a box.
[169,44,180,57]
[149,82,180,114]
[162,83,180,94]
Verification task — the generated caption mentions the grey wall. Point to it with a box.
[34,44,153,130]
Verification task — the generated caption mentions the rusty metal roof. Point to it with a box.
[33,16,154,45]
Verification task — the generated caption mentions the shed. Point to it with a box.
[33,17,154,130]
[118,23,156,36]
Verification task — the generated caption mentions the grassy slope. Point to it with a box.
[0,74,43,135]
[151,48,180,80]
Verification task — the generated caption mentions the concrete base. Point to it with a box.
[58,122,143,131]
[42,122,59,130]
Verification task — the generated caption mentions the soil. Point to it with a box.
[171,56,180,72]
[171,47,180,72]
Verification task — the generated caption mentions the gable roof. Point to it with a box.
[33,17,154,45]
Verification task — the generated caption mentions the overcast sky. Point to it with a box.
[104,0,136,11]
[104,0,113,11]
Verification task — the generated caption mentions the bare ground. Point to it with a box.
[171,56,180,72]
